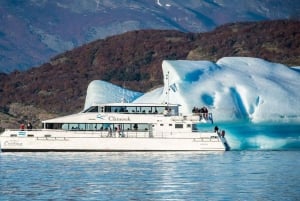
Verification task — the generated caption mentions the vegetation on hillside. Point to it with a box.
[0,20,299,128]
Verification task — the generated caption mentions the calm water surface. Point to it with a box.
[1,123,300,200]
[1,151,299,201]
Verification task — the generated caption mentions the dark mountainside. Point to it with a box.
[0,20,299,129]
[1,0,299,73]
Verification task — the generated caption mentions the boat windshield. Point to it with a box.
[83,106,99,113]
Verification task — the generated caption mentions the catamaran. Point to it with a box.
[0,102,230,152]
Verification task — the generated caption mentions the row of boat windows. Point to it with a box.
[45,123,149,131]
[43,123,195,131]
[84,106,179,115]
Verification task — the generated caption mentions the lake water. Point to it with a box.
[1,123,300,201]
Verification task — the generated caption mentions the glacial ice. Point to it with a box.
[85,57,300,123]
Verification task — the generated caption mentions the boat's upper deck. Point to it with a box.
[83,103,180,116]
[42,102,213,126]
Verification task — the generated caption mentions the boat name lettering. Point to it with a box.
[4,140,23,147]
[108,116,130,121]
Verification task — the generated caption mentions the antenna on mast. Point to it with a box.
[165,71,170,107]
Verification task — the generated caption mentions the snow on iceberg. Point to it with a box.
[85,57,300,123]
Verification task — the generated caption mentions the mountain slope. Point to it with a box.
[0,20,299,129]
[0,0,299,73]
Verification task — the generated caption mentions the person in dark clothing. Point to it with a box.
[27,122,33,130]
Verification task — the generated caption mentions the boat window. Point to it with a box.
[187,124,191,128]
[123,123,132,130]
[175,124,183,129]
[62,124,68,130]
[62,123,106,131]
[129,123,149,131]
[138,124,149,131]
[54,123,62,129]
[111,123,150,131]
[83,106,98,113]
[46,123,62,129]
[70,123,79,130]
[95,124,104,130]
[139,106,150,113]
[78,123,86,130]
[104,106,111,112]
[45,123,52,129]
[82,105,179,114]
[97,105,178,114]
[156,107,165,114]
[125,106,163,114]
[86,123,96,130]
[108,106,128,113]
[112,107,118,112]
[103,123,112,131]
[86,123,104,131]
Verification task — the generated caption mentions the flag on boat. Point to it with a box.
[170,83,177,92]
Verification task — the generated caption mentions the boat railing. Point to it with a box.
[171,112,213,123]
[4,129,222,142]
[191,112,213,121]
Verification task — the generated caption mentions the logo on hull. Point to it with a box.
[4,140,23,147]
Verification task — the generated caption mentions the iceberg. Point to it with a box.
[84,80,143,109]
[85,57,300,123]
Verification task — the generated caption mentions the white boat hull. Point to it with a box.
[0,130,228,152]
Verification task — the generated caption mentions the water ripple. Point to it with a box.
[1,151,299,201]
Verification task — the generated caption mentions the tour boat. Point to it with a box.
[0,102,230,152]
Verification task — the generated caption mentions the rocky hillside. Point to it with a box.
[0,20,299,129]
